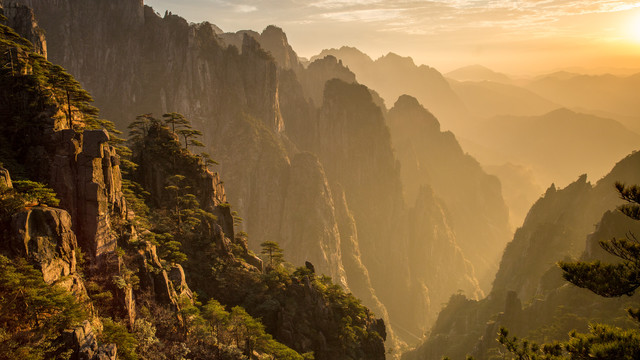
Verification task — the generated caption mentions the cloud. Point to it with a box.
[318,8,404,22]
[234,4,258,12]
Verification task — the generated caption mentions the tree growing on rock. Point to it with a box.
[495,182,640,359]
[162,112,190,136]
[260,241,284,269]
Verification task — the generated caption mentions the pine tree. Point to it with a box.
[162,112,190,135]
[260,241,284,268]
[0,256,85,358]
[560,182,640,321]
[495,182,640,359]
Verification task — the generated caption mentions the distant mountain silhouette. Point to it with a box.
[446,64,512,83]
[449,79,559,119]
[312,46,467,131]
[526,72,640,133]
[460,108,640,188]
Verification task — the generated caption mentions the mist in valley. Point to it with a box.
[1,0,640,359]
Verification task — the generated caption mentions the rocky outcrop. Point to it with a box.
[312,79,480,345]
[312,47,468,131]
[0,167,11,188]
[297,55,357,106]
[46,129,127,260]
[10,206,77,283]
[63,320,118,360]
[1,0,47,57]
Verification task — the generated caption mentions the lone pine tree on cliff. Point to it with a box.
[260,241,284,269]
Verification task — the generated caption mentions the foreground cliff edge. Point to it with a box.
[0,4,386,359]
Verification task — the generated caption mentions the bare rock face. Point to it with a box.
[63,320,118,360]
[49,129,127,259]
[259,25,301,71]
[2,1,47,57]
[134,240,193,309]
[298,55,357,106]
[0,167,11,188]
[280,152,348,287]
[169,264,193,300]
[387,95,511,290]
[10,206,77,284]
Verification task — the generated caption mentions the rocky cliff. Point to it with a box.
[387,95,511,290]
[307,79,481,345]
[312,47,468,132]
[0,9,387,358]
[13,0,491,351]
[404,151,640,359]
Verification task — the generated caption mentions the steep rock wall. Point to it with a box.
[387,95,511,291]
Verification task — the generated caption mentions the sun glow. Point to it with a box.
[629,15,640,43]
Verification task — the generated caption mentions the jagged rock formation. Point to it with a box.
[1,0,46,56]
[220,25,302,73]
[312,46,467,131]
[0,10,388,358]
[387,95,511,290]
[13,0,490,351]
[1,168,116,359]
[404,151,640,359]
[305,79,481,344]
[297,55,357,106]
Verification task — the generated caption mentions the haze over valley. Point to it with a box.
[1,0,640,359]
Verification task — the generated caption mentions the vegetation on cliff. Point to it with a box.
[0,11,386,360]
[492,182,640,359]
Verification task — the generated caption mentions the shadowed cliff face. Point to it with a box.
[308,80,481,345]
[16,0,488,350]
[0,13,389,357]
[387,95,512,291]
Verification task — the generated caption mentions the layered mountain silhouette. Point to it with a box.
[526,71,640,133]
[404,151,640,359]
[446,64,513,84]
[460,108,640,188]
[312,46,467,131]
[13,0,513,350]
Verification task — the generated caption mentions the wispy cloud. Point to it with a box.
[318,8,404,22]
[234,4,258,13]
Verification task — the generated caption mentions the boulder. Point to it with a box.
[10,206,77,284]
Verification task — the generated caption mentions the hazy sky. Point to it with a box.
[144,0,640,75]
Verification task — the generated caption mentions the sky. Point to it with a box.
[143,0,640,75]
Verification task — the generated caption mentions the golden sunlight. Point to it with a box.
[629,14,640,42]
